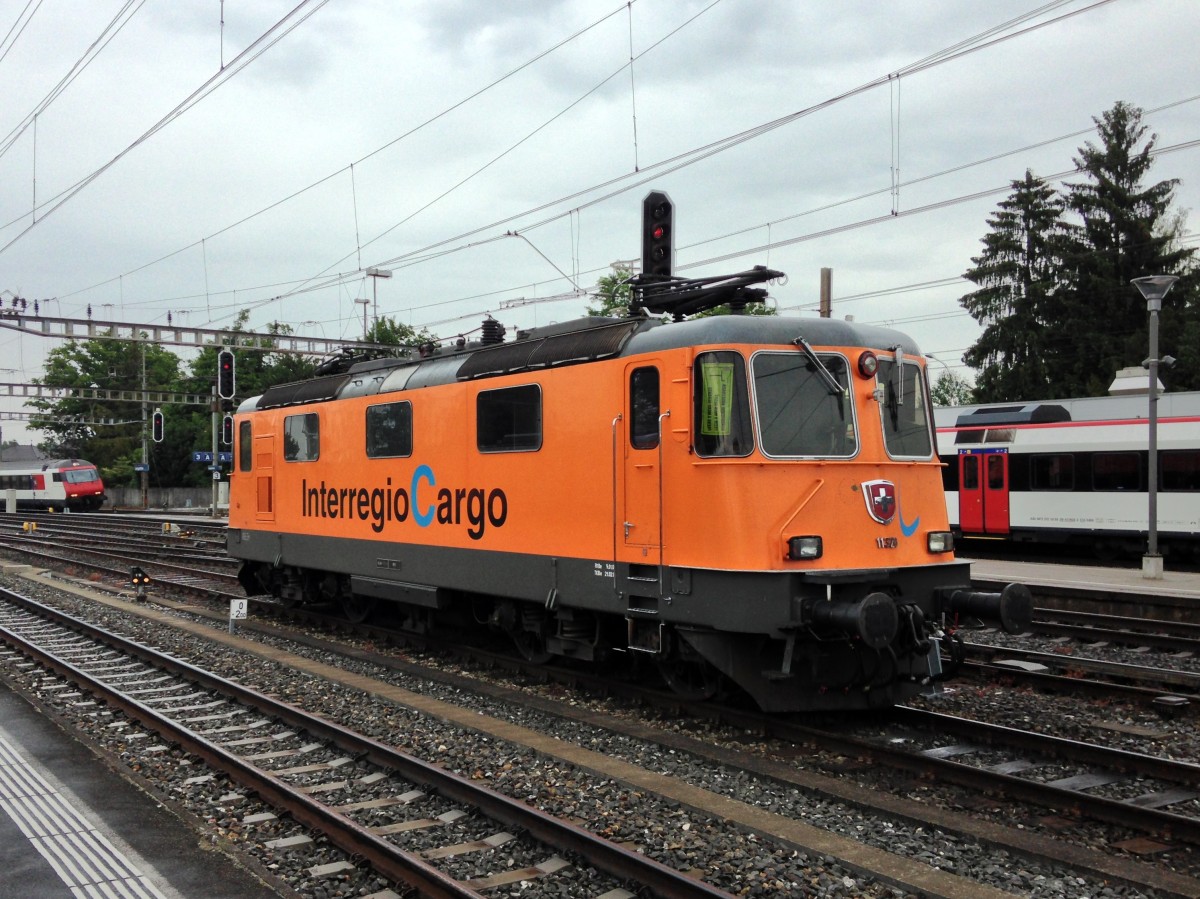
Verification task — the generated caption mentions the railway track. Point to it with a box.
[4,530,1200,895]
[0,584,720,899]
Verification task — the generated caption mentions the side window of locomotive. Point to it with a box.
[1162,450,1200,491]
[477,384,542,452]
[1092,452,1140,490]
[752,352,856,458]
[1030,453,1074,490]
[366,401,413,458]
[238,421,252,471]
[693,352,753,457]
[283,412,320,462]
[630,367,660,449]
[876,359,934,458]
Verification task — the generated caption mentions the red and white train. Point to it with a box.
[0,459,106,511]
[935,391,1200,556]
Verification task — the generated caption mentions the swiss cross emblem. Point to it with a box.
[862,480,897,525]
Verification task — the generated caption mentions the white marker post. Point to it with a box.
[229,598,248,634]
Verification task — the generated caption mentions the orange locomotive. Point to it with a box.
[227,274,1028,711]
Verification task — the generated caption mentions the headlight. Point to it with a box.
[927,531,954,553]
[787,536,823,560]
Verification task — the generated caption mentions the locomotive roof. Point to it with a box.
[242,313,924,412]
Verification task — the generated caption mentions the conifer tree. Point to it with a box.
[961,170,1067,402]
[1052,101,1195,395]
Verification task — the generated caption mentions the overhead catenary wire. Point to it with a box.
[0,0,332,255]
[261,0,1130,311]
[0,0,145,164]
[56,0,643,300]
[57,0,1111,316]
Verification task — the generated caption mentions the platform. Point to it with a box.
[0,680,279,899]
[966,556,1200,602]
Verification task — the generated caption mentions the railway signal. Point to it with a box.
[130,566,151,600]
[221,413,234,445]
[641,190,674,279]
[217,349,236,399]
[151,408,164,443]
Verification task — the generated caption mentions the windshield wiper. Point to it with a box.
[792,336,842,396]
[892,345,904,407]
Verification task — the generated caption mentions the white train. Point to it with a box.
[0,459,106,511]
[934,392,1200,557]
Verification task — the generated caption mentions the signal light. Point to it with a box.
[151,409,164,443]
[641,190,674,278]
[217,349,235,399]
[857,351,879,379]
[221,414,234,446]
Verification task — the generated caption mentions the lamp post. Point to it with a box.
[1131,274,1179,580]
[354,297,370,340]
[366,267,392,335]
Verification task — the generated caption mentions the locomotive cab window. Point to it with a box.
[477,384,541,452]
[238,420,252,471]
[752,352,856,458]
[693,352,753,457]
[284,412,320,462]
[876,358,934,458]
[630,367,660,449]
[366,401,413,458]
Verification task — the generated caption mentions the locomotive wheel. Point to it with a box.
[343,594,376,624]
[513,630,552,665]
[657,657,720,701]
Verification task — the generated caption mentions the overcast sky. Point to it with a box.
[1,0,1198,445]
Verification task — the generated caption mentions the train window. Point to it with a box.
[961,455,979,490]
[751,352,856,458]
[238,421,252,471]
[63,469,99,484]
[1030,453,1074,490]
[875,359,934,458]
[366,401,413,458]
[477,384,542,452]
[283,412,320,462]
[1162,450,1200,491]
[1092,452,1140,491]
[694,352,753,457]
[986,454,1005,489]
[630,367,660,449]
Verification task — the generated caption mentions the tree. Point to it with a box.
[1052,101,1196,396]
[587,265,635,317]
[366,315,435,349]
[29,334,181,478]
[930,370,974,406]
[586,264,776,319]
[960,170,1068,402]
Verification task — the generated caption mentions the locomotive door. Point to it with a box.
[621,364,662,565]
[254,433,275,522]
[957,448,1010,535]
